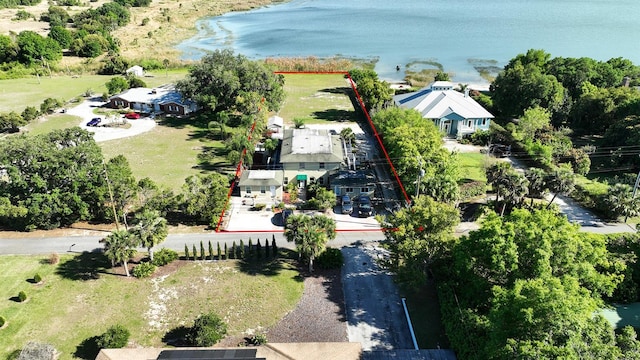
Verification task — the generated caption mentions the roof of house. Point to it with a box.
[238,170,283,187]
[109,87,187,106]
[126,65,143,73]
[95,343,362,360]
[280,128,344,163]
[393,82,494,120]
[267,116,284,128]
[329,170,376,187]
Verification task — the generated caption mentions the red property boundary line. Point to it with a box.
[215,71,410,232]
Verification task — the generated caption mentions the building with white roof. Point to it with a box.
[109,87,198,115]
[393,81,493,138]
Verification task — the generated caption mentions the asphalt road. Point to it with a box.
[0,230,385,255]
[342,243,414,351]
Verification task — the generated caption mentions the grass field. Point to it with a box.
[0,70,189,114]
[0,252,303,360]
[24,114,83,136]
[457,152,493,183]
[278,74,361,125]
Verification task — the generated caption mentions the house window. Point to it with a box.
[246,186,252,194]
[319,162,325,169]
[346,187,353,193]
[361,187,369,193]
[260,186,266,194]
[482,119,487,126]
[310,177,316,183]
[284,177,289,185]
[467,120,472,128]
[318,177,324,185]
[299,162,305,169]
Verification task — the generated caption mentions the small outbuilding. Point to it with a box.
[125,65,144,77]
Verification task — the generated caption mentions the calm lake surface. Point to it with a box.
[176,0,640,84]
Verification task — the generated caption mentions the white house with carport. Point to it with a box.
[109,87,198,115]
[237,170,284,201]
[393,81,493,138]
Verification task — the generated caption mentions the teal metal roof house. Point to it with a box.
[393,81,493,138]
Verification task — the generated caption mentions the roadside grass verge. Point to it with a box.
[278,74,360,125]
[0,253,303,360]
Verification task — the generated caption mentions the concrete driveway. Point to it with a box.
[66,98,156,142]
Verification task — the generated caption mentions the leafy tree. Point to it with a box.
[498,171,529,216]
[102,230,137,276]
[16,30,62,65]
[434,71,450,81]
[355,76,394,111]
[339,127,355,146]
[39,97,62,114]
[512,106,551,142]
[39,6,70,27]
[176,49,285,114]
[285,214,336,272]
[48,25,72,49]
[525,167,548,206]
[312,187,336,212]
[0,34,18,63]
[486,162,512,203]
[546,163,575,208]
[105,155,137,226]
[602,183,640,221]
[21,106,39,122]
[179,173,229,226]
[0,111,26,133]
[99,54,129,75]
[188,313,227,346]
[127,75,146,88]
[380,195,459,287]
[96,324,130,349]
[105,76,129,95]
[131,209,167,261]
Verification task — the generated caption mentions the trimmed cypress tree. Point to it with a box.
[272,238,278,258]
[200,241,205,260]
[217,242,222,260]
[231,241,237,259]
[184,244,189,260]
[248,238,253,258]
[208,241,214,260]
[256,239,262,260]
[192,244,197,261]
[223,243,228,260]
[239,239,245,259]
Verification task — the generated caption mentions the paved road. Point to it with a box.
[342,243,414,351]
[0,230,385,255]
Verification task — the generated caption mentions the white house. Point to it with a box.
[125,65,144,77]
[393,81,493,138]
[108,87,198,115]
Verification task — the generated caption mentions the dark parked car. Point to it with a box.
[282,209,293,225]
[86,117,101,127]
[341,195,353,214]
[356,195,374,217]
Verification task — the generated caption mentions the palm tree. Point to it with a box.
[284,214,336,272]
[546,164,575,209]
[486,162,512,203]
[499,171,529,216]
[525,167,548,207]
[102,230,137,277]
[605,183,640,221]
[340,127,355,147]
[131,209,168,261]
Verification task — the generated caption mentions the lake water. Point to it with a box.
[176,0,640,84]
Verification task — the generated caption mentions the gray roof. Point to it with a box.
[330,170,376,187]
[109,87,190,107]
[238,170,283,187]
[280,128,344,163]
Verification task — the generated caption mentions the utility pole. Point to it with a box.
[103,160,120,231]
[415,159,424,199]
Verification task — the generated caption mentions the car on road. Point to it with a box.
[124,112,141,119]
[86,117,101,127]
[341,195,353,214]
[356,195,374,217]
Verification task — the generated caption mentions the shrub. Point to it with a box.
[192,244,197,261]
[39,98,63,114]
[96,324,130,349]
[316,248,343,269]
[13,10,33,20]
[245,333,267,346]
[141,17,149,26]
[459,181,487,200]
[293,117,305,128]
[0,315,5,327]
[188,313,227,346]
[151,248,178,266]
[252,203,266,211]
[132,262,156,278]
[33,273,42,283]
[18,291,27,302]
[48,253,60,265]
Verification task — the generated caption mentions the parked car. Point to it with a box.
[86,117,101,127]
[341,195,353,214]
[356,195,374,217]
[282,209,293,225]
[124,112,140,119]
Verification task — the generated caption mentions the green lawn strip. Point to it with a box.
[403,284,450,349]
[457,152,491,183]
[278,74,359,125]
[99,118,227,191]
[0,254,303,359]
[24,114,83,136]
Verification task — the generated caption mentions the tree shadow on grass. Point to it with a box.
[162,325,191,347]
[318,87,351,95]
[311,109,358,122]
[55,251,111,281]
[237,249,302,280]
[74,335,100,360]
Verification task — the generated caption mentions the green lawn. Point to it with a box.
[277,74,360,125]
[0,253,303,360]
[457,152,492,183]
[24,114,83,136]
[0,70,189,114]
[404,284,450,349]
